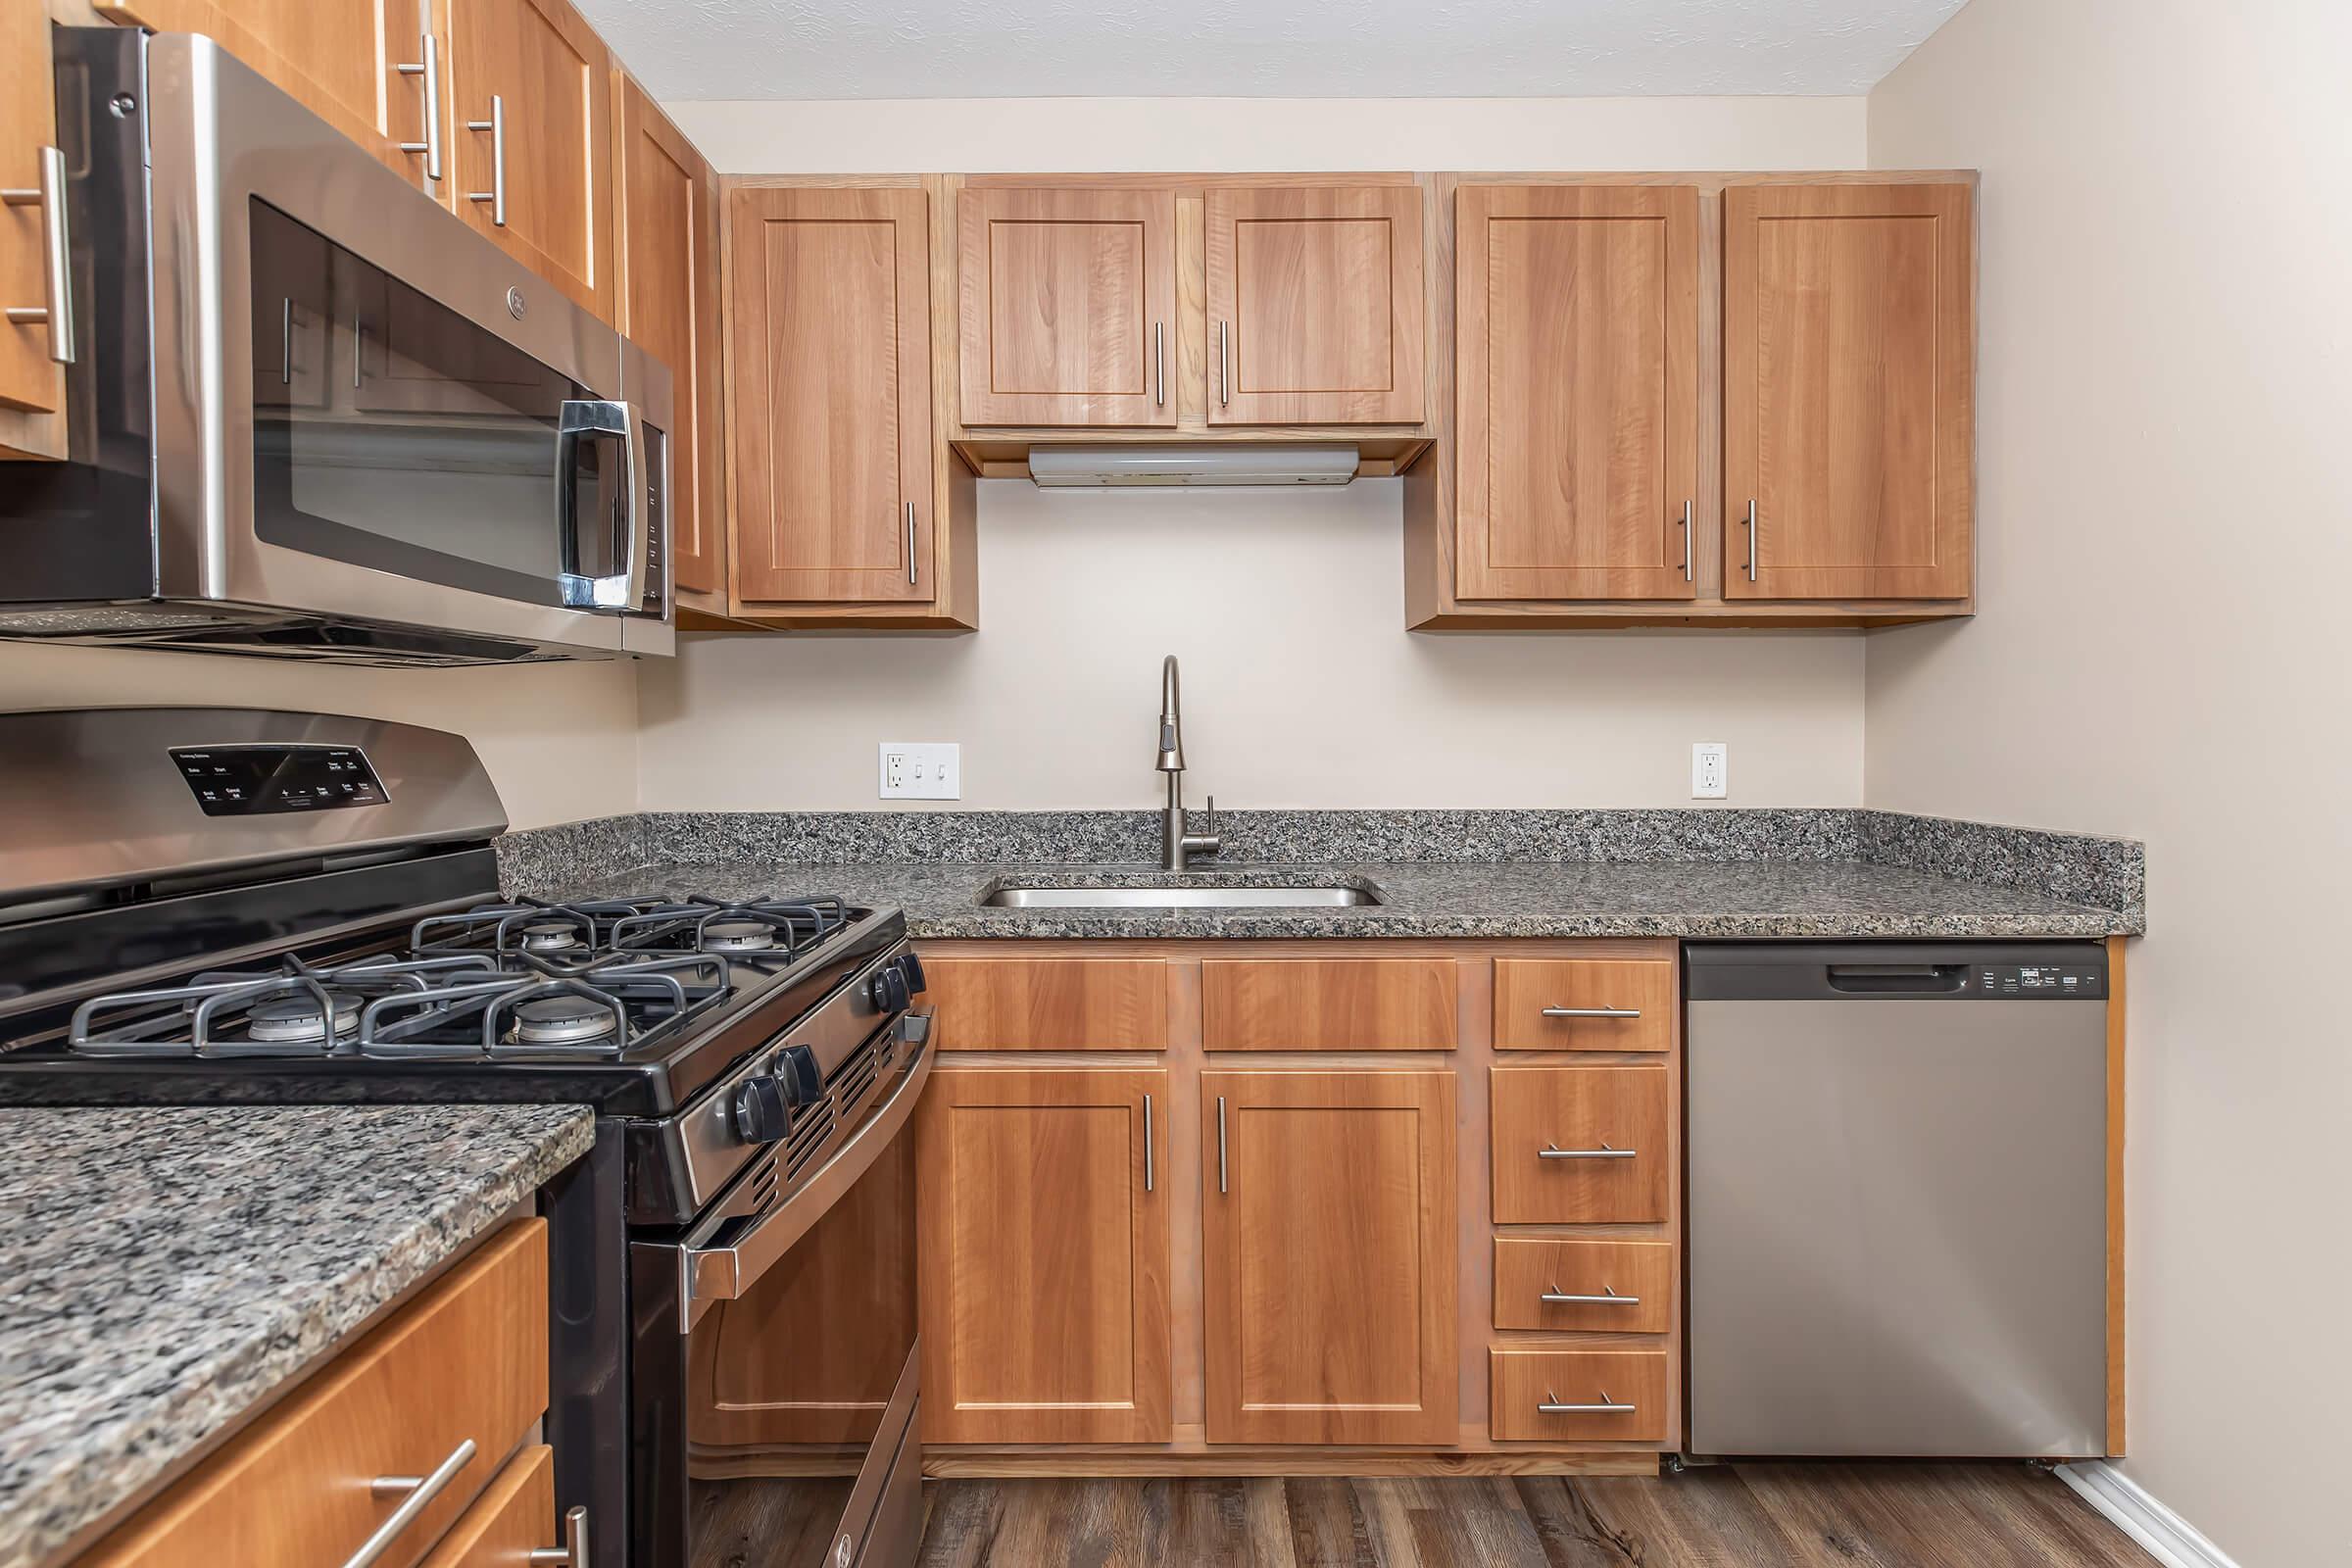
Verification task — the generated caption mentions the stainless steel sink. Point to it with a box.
[980,884,1381,909]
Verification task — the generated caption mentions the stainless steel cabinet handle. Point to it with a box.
[394,15,443,182]
[1216,1095,1227,1194]
[1539,1390,1635,1415]
[352,315,366,389]
[347,1438,475,1568]
[466,95,507,226]
[904,502,917,585]
[527,1505,590,1568]
[1542,1284,1641,1306]
[1153,319,1164,407]
[2,146,74,364]
[1539,1142,1635,1159]
[1142,1092,1154,1194]
[1680,500,1692,581]
[280,297,293,385]
[1541,1005,1641,1019]
[1216,319,1230,408]
[1744,499,1758,581]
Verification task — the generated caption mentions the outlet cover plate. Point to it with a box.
[1690,742,1729,800]
[879,742,960,801]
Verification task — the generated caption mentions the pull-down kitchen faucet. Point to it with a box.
[1155,655,1222,872]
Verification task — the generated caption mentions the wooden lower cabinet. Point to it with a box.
[915,1067,1172,1443]
[1201,1069,1457,1445]
[1490,1349,1669,1444]
[1492,1064,1672,1223]
[417,1446,559,1567]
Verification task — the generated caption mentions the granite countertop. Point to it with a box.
[0,1104,594,1568]
[542,857,2139,940]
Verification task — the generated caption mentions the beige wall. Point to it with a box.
[0,644,640,829]
[640,480,1865,809]
[643,93,1871,812]
[1867,2,2350,1561]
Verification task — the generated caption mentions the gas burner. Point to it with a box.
[512,996,619,1047]
[245,991,361,1044]
[699,919,776,954]
[517,920,583,953]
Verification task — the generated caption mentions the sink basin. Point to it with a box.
[980,884,1381,909]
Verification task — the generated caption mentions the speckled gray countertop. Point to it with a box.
[0,1104,593,1568]
[540,858,2137,939]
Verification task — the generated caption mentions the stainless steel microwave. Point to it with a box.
[0,27,673,664]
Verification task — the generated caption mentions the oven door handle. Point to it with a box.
[676,1017,933,1333]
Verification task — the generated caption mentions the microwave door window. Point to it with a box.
[249,200,586,607]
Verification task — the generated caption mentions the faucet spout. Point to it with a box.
[1152,655,1221,871]
[1156,654,1185,772]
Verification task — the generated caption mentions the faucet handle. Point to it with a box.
[1204,795,1215,835]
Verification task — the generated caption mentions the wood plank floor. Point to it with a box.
[912,1466,2158,1568]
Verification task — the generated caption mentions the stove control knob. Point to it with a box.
[731,1075,790,1144]
[869,964,912,1012]
[775,1043,823,1108]
[897,952,927,996]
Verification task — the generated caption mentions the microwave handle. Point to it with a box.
[555,398,636,610]
[624,405,655,614]
[675,1017,933,1333]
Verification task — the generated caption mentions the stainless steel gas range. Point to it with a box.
[0,709,929,1568]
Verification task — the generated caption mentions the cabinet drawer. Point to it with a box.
[418,1445,557,1567]
[1490,1349,1669,1443]
[1492,1238,1673,1333]
[83,1221,549,1568]
[1493,958,1673,1052]
[1201,957,1456,1051]
[1491,1066,1670,1222]
[924,957,1168,1050]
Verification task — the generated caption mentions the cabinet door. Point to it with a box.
[1205,185,1425,425]
[915,1068,1172,1443]
[1454,184,1699,601]
[727,186,935,605]
[616,75,724,602]
[1724,181,1974,600]
[444,0,615,321]
[2,0,64,419]
[1201,1070,1457,1445]
[94,0,430,189]
[957,186,1177,428]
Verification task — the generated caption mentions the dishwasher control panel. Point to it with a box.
[1976,961,2107,999]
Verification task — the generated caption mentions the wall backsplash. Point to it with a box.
[638,480,1869,812]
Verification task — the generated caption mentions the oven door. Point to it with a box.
[142,33,662,657]
[632,1031,930,1568]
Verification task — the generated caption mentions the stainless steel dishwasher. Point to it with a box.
[1685,942,2110,1458]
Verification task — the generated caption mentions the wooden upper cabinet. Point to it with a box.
[1205,184,1425,425]
[93,0,432,189]
[1454,183,1698,601]
[1724,181,1974,601]
[957,186,1177,428]
[2,0,65,423]
[916,1068,1172,1444]
[1201,1069,1457,1446]
[615,75,724,603]
[444,0,615,321]
[727,185,935,605]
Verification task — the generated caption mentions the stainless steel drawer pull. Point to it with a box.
[528,1505,590,1568]
[1142,1092,1154,1193]
[1216,319,1230,407]
[1153,319,1165,407]
[466,95,507,226]
[1539,1142,1635,1159]
[2,146,74,364]
[1542,1284,1640,1306]
[1216,1094,1228,1194]
[904,501,917,585]
[348,1437,475,1568]
[394,16,443,182]
[1541,1005,1642,1019]
[1539,1390,1635,1416]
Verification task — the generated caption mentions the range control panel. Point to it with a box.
[1976,961,2107,1000]
[170,745,388,816]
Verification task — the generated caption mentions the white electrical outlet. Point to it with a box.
[1690,742,1729,800]
[879,742,960,801]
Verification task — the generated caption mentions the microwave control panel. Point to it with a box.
[170,745,387,816]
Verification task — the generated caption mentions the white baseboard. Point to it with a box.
[2057,1462,2238,1568]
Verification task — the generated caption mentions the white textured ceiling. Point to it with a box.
[578,0,1970,102]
